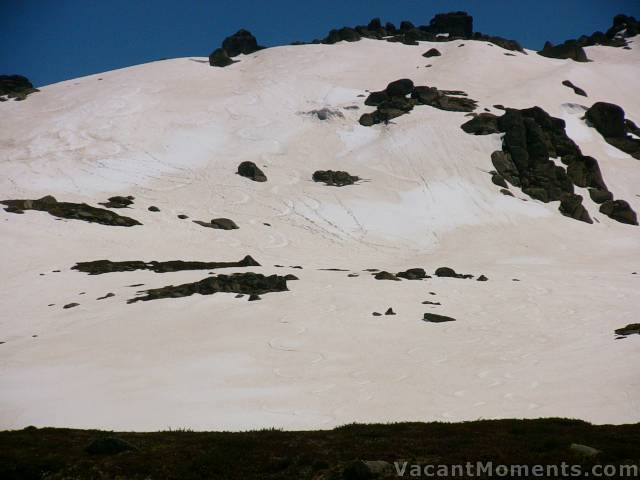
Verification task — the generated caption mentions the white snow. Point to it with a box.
[0,39,639,431]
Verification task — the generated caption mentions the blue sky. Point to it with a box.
[2,0,639,87]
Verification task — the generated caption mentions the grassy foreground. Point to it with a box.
[2,419,639,479]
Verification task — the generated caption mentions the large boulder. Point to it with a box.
[422,48,442,58]
[538,41,588,62]
[599,200,638,225]
[0,74,38,100]
[559,193,592,224]
[237,161,267,182]
[324,27,361,44]
[385,78,414,97]
[222,29,263,57]
[585,102,626,138]
[312,170,359,187]
[461,113,499,135]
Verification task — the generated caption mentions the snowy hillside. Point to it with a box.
[0,24,639,430]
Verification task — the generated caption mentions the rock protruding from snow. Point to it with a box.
[312,170,359,187]
[194,218,239,230]
[599,200,638,225]
[429,11,473,38]
[1,196,141,227]
[585,102,640,159]
[72,255,260,275]
[562,80,588,97]
[209,29,263,68]
[422,48,442,58]
[0,75,38,101]
[237,161,267,182]
[538,41,588,62]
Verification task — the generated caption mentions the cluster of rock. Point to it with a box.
[319,13,523,52]
[585,102,640,159]
[128,272,289,303]
[209,29,264,67]
[0,75,38,101]
[460,106,638,225]
[193,218,239,230]
[359,78,477,126]
[373,267,484,281]
[72,255,259,275]
[312,170,359,186]
[1,195,142,227]
[538,15,639,62]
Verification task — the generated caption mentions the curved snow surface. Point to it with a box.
[0,38,639,430]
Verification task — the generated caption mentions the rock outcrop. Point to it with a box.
[562,80,587,97]
[1,196,141,227]
[538,41,588,62]
[72,255,260,275]
[0,75,38,101]
[209,29,263,68]
[585,102,640,159]
[128,272,289,303]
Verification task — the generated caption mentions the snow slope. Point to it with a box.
[0,37,639,430]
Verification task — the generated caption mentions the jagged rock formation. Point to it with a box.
[0,75,38,101]
[585,102,640,159]
[422,48,441,58]
[360,79,477,126]
[538,15,639,62]
[72,255,260,275]
[538,41,588,62]
[237,161,267,182]
[461,113,499,135]
[127,273,289,303]
[1,196,141,226]
[312,170,359,186]
[462,105,637,225]
[562,80,587,97]
[209,29,264,67]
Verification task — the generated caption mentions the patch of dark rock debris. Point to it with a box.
[127,273,290,303]
[72,255,259,274]
[2,196,141,227]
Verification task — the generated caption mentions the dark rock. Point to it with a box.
[148,206,160,212]
[222,29,263,57]
[237,161,267,182]
[284,274,299,281]
[374,271,400,281]
[86,437,136,455]
[1,196,141,227]
[562,80,587,97]
[312,170,359,186]
[491,151,520,187]
[474,34,524,52]
[63,303,79,309]
[305,108,344,120]
[422,48,442,58]
[72,255,260,274]
[385,308,396,316]
[500,188,514,196]
[423,313,457,323]
[248,294,261,301]
[209,48,236,67]
[491,174,508,188]
[396,268,429,280]
[566,155,606,190]
[128,272,290,303]
[586,102,626,138]
[429,11,473,38]
[177,214,189,219]
[385,79,414,97]
[358,113,376,127]
[559,193,593,224]
[477,275,488,281]
[412,86,477,112]
[364,91,389,107]
[194,218,239,230]
[461,113,499,135]
[100,195,134,208]
[599,200,638,225]
[0,74,39,100]
[538,41,588,62]
[422,300,441,305]
[615,323,640,336]
[97,293,115,300]
[588,188,613,204]
[435,267,472,279]
[372,312,382,317]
